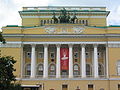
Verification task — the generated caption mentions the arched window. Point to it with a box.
[73,64,80,76]
[25,64,31,76]
[86,64,92,76]
[37,64,43,76]
[117,60,120,75]
[49,64,56,76]
[98,63,104,76]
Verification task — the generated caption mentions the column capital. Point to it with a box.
[56,44,61,47]
[81,44,86,47]
[44,44,49,47]
[68,44,73,47]
[31,44,36,47]
[93,44,98,47]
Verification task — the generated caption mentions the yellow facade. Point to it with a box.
[1,6,120,90]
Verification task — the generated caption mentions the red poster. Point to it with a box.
[60,48,69,70]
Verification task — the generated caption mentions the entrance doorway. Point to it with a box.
[22,87,39,90]
[62,85,68,90]
[88,84,93,90]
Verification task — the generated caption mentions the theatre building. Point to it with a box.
[1,6,120,90]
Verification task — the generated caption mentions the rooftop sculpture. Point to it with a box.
[52,8,77,23]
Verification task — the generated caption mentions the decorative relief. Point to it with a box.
[43,25,84,34]
[72,26,84,34]
[60,27,68,33]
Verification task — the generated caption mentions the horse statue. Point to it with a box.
[52,12,58,23]
[71,13,77,23]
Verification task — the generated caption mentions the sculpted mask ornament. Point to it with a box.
[44,26,56,34]
[73,27,84,33]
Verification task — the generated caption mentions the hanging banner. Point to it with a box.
[60,48,69,70]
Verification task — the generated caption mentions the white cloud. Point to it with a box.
[107,6,120,25]
[0,0,49,31]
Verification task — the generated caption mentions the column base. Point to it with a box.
[69,75,73,78]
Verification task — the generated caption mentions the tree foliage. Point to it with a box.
[0,32,5,44]
[0,56,21,90]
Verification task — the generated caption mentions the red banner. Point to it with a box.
[60,48,69,70]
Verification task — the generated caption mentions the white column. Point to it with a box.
[30,44,36,78]
[106,45,109,78]
[43,44,48,78]
[81,44,86,78]
[56,44,61,78]
[93,44,99,78]
[69,44,73,78]
[21,44,24,78]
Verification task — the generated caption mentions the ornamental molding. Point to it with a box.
[0,43,22,48]
[108,44,120,48]
[21,16,106,18]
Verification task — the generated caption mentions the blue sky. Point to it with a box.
[0,0,120,30]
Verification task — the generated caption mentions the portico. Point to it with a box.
[23,42,106,79]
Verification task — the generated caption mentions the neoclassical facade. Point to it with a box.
[1,6,120,90]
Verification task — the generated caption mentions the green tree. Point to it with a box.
[0,32,5,44]
[0,56,21,90]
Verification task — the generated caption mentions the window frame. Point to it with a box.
[38,52,44,59]
[26,52,31,58]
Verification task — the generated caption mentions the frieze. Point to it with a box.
[43,25,85,34]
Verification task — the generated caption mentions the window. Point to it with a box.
[118,84,120,90]
[74,52,78,59]
[61,70,68,76]
[62,85,68,90]
[86,52,89,58]
[38,52,44,59]
[26,52,31,58]
[117,60,120,75]
[50,52,55,59]
[98,63,104,76]
[98,52,101,58]
[88,84,93,90]
[73,64,79,76]
[86,64,92,76]
[37,64,43,75]
[25,64,31,76]
[49,64,56,75]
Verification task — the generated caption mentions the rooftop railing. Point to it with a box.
[23,7,106,11]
